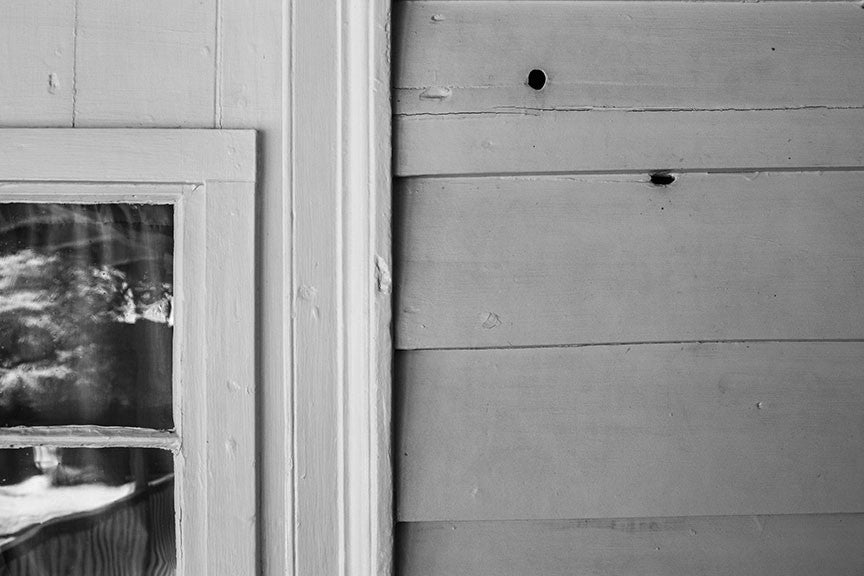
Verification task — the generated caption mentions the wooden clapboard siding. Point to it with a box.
[394,2,864,116]
[393,0,864,572]
[395,108,864,176]
[75,0,216,127]
[0,1,75,127]
[396,172,864,350]
[396,342,864,521]
[396,0,850,3]
[397,515,864,576]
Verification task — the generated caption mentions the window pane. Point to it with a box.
[0,447,175,573]
[0,204,174,428]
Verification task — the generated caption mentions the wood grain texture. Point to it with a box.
[177,180,257,576]
[0,182,184,204]
[75,0,216,127]
[397,0,853,2]
[395,108,864,176]
[292,0,342,574]
[0,0,74,127]
[394,1,864,115]
[396,342,864,521]
[0,129,255,183]
[397,515,864,576]
[204,181,256,575]
[217,0,290,573]
[396,172,864,349]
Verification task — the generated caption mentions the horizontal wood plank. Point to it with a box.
[0,182,186,203]
[396,172,864,349]
[0,1,74,127]
[397,515,864,576]
[396,0,852,3]
[395,108,864,176]
[75,0,216,127]
[0,129,255,183]
[396,342,864,521]
[394,2,864,116]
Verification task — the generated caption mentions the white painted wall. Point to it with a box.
[0,2,289,573]
[0,3,393,576]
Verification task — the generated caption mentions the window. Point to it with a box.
[0,130,256,575]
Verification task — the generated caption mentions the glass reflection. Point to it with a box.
[0,204,174,428]
[0,447,175,574]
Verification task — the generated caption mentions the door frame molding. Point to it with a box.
[288,0,393,574]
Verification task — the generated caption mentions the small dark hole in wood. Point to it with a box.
[650,172,676,186]
[527,69,547,90]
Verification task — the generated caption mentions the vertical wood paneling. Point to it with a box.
[205,181,256,575]
[75,0,217,127]
[177,181,207,576]
[0,1,75,127]
[217,1,288,573]
[176,170,257,576]
[293,0,342,574]
[0,0,295,572]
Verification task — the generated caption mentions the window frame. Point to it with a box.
[288,0,393,574]
[0,129,257,575]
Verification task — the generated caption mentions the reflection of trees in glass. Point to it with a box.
[0,204,174,428]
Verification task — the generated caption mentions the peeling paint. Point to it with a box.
[298,284,317,301]
[376,255,392,294]
[420,86,452,101]
[481,312,501,330]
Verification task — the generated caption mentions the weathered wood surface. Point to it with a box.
[396,342,864,521]
[395,108,864,176]
[0,129,255,183]
[217,1,291,573]
[397,515,864,576]
[75,0,216,127]
[0,1,74,127]
[394,2,864,116]
[397,0,854,2]
[396,172,864,349]
[177,180,257,576]
[204,181,257,576]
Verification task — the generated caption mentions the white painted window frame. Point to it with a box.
[0,0,396,571]
[0,129,257,576]
[288,0,393,575]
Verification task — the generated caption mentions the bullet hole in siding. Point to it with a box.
[649,172,676,186]
[527,69,547,91]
